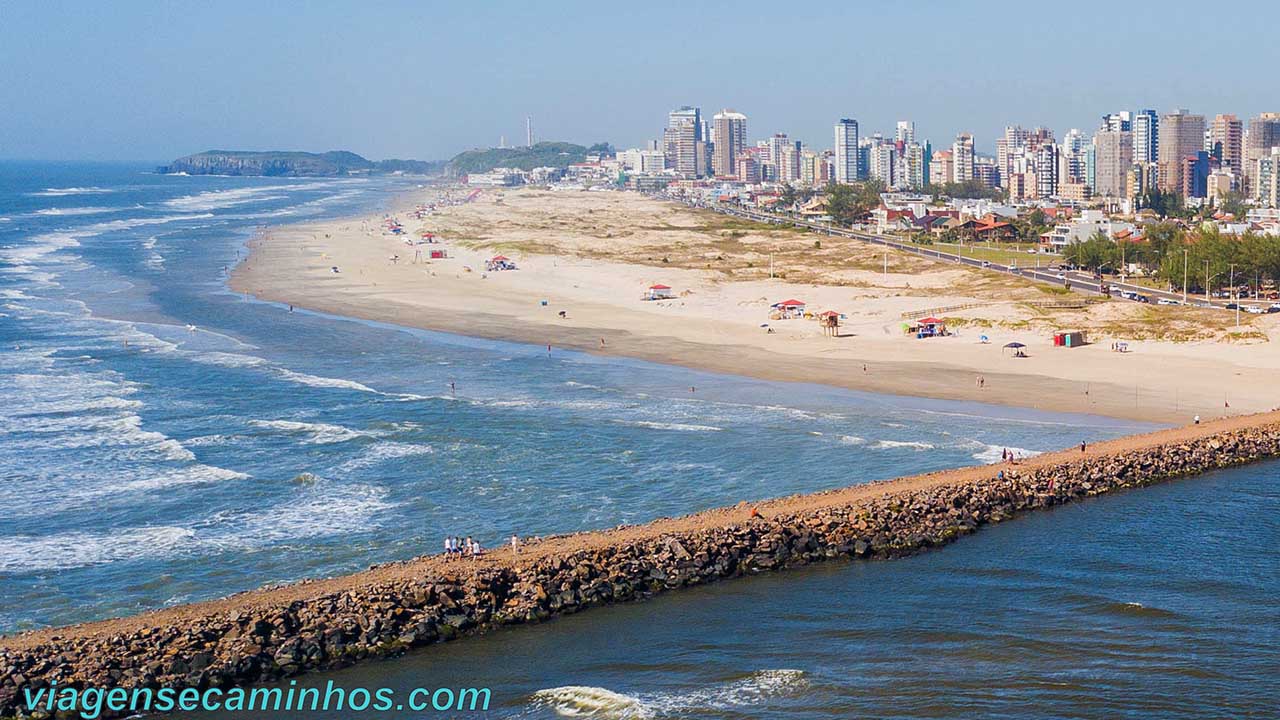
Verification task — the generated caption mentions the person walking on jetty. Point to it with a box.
[1080,441,1087,454]
[510,534,520,556]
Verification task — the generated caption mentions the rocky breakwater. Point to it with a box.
[4,416,1280,719]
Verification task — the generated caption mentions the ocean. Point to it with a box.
[1,163,1274,718]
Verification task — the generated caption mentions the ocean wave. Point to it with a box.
[0,214,214,267]
[971,443,1042,464]
[0,526,196,572]
[336,441,435,472]
[163,183,329,211]
[530,669,809,719]
[33,206,120,217]
[871,439,935,451]
[0,481,389,571]
[616,420,723,432]
[29,186,115,197]
[248,419,369,445]
[276,368,381,394]
[839,435,865,445]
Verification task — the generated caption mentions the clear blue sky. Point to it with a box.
[2,0,1276,162]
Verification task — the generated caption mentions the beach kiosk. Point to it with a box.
[771,299,807,319]
[915,317,948,339]
[485,255,517,271]
[645,284,674,301]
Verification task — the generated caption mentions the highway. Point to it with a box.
[665,195,1270,314]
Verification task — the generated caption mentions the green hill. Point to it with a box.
[446,141,613,175]
[157,150,443,177]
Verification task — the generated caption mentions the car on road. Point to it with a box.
[1268,304,1280,313]
[1244,305,1265,314]
[1156,298,1180,306]
[1225,302,1239,310]
[1055,272,1066,280]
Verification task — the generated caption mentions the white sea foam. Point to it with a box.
[163,183,328,211]
[30,186,115,197]
[248,419,368,445]
[971,444,1042,464]
[839,435,866,445]
[33,206,120,217]
[0,526,196,572]
[336,441,435,472]
[276,368,381,394]
[617,420,723,432]
[871,439,935,451]
[531,669,809,719]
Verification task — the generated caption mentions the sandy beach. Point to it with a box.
[230,186,1280,423]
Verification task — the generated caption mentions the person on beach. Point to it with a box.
[1080,441,1087,453]
[511,534,520,556]
[1194,415,1200,424]
[749,506,764,520]
[464,536,474,557]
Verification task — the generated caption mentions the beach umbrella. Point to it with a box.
[979,334,989,343]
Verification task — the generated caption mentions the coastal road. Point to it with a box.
[666,196,1254,313]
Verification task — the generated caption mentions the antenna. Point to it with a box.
[526,116,533,147]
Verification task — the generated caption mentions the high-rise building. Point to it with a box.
[1035,143,1061,198]
[1244,113,1280,193]
[1060,128,1089,186]
[952,133,975,183]
[929,150,954,186]
[833,119,859,183]
[766,133,800,181]
[1093,128,1134,198]
[974,157,1000,189]
[903,142,926,190]
[1101,111,1133,132]
[895,120,915,145]
[664,106,703,178]
[1181,151,1210,198]
[1158,109,1206,196]
[1209,114,1244,172]
[868,140,896,187]
[710,110,747,177]
[1254,147,1280,208]
[1133,109,1159,164]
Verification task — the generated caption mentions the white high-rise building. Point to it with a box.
[868,140,896,187]
[834,119,859,183]
[1133,109,1159,165]
[895,120,915,145]
[952,132,975,183]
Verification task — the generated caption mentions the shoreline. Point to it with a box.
[223,186,1280,424]
[3,410,1279,717]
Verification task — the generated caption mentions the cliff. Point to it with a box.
[156,151,443,177]
[3,413,1279,718]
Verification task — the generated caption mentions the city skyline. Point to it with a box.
[3,1,1280,162]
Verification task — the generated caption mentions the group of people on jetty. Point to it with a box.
[443,533,524,560]
[442,536,484,559]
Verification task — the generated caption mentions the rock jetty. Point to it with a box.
[3,414,1279,719]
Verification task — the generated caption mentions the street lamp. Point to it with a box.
[1182,248,1188,304]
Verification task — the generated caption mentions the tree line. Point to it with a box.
[1062,223,1280,293]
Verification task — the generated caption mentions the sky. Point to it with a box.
[2,0,1278,163]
